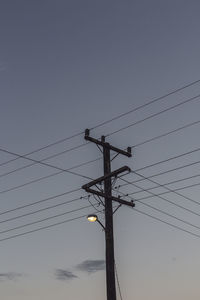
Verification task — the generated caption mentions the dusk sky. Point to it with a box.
[1,1,200,299]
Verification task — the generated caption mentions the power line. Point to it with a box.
[1,201,200,244]
[1,94,200,183]
[126,173,200,196]
[116,189,200,231]
[0,187,82,216]
[0,204,97,236]
[0,146,91,180]
[0,214,87,243]
[120,148,200,188]
[91,78,200,131]
[0,196,88,225]
[0,157,101,196]
[106,93,200,137]
[135,147,200,172]
[120,178,200,218]
[130,181,200,202]
[131,119,200,148]
[115,261,123,300]
[0,131,85,168]
[1,119,199,191]
[1,120,198,197]
[0,142,88,168]
[134,160,200,184]
[117,189,200,238]
[133,208,200,239]
[1,79,200,173]
[132,171,200,206]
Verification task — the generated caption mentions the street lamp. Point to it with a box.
[87,214,98,222]
[87,214,105,230]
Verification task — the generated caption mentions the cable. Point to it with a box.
[120,178,200,218]
[1,118,199,188]
[91,78,200,130]
[135,147,200,172]
[0,120,198,198]
[0,204,97,236]
[120,147,200,188]
[0,157,101,196]
[126,173,200,196]
[1,119,199,198]
[0,196,89,225]
[1,79,200,172]
[131,119,200,149]
[0,146,91,180]
[107,93,200,137]
[87,195,103,213]
[0,214,87,243]
[132,171,200,206]
[116,189,200,241]
[1,109,200,192]
[116,189,200,231]
[1,199,200,244]
[0,187,82,216]
[134,160,200,184]
[115,261,123,300]
[133,208,200,239]
[0,142,88,168]
[130,181,200,202]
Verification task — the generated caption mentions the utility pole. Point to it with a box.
[82,129,135,300]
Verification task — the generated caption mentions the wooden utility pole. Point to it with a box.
[82,129,135,300]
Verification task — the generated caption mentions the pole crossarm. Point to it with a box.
[82,166,131,189]
[82,186,135,207]
[82,129,134,300]
[85,129,132,157]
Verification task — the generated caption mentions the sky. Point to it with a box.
[0,0,200,299]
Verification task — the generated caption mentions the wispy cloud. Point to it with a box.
[55,269,78,281]
[0,272,23,282]
[76,260,105,274]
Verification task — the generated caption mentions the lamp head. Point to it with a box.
[87,214,98,222]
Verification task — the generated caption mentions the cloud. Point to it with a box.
[0,272,22,282]
[76,260,105,274]
[55,269,78,281]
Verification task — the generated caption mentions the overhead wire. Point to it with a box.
[1,80,200,181]
[1,195,200,244]
[126,173,200,196]
[115,261,123,300]
[0,79,200,243]
[0,105,200,186]
[130,119,200,148]
[120,146,200,188]
[131,171,200,206]
[116,189,200,238]
[91,78,200,130]
[0,214,87,243]
[129,181,200,202]
[0,203,98,236]
[120,178,200,218]
[0,196,89,225]
[106,93,200,137]
[133,208,200,239]
[0,131,85,170]
[0,187,82,216]
[0,146,91,180]
[1,121,199,198]
[0,157,101,196]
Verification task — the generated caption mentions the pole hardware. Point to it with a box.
[82,129,134,300]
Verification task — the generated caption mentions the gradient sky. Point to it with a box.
[1,1,200,299]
